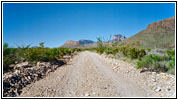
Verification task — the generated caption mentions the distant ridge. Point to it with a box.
[62,40,95,48]
[61,34,126,48]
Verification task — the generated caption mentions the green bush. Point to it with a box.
[3,44,81,73]
[136,53,175,74]
[104,48,113,55]
[136,54,161,71]
[136,55,153,69]
[147,48,151,52]
[166,49,175,56]
[24,48,75,62]
[3,43,19,72]
[119,46,128,56]
[118,47,146,59]
[94,39,175,74]
[139,49,146,58]
[3,56,16,73]
[96,37,108,54]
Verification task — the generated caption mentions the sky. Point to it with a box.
[3,3,175,48]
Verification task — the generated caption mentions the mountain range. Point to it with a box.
[61,16,175,49]
[62,34,126,48]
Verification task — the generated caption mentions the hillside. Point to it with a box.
[122,16,175,49]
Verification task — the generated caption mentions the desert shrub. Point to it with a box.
[39,42,45,48]
[166,55,175,74]
[166,49,175,56]
[24,48,67,62]
[138,49,146,59]
[3,48,16,56]
[58,47,72,55]
[118,47,146,59]
[3,43,8,49]
[128,48,138,59]
[3,54,17,73]
[112,42,119,47]
[167,65,175,74]
[70,48,81,53]
[112,48,119,55]
[136,54,161,71]
[119,46,128,56]
[3,57,17,72]
[104,47,113,55]
[88,48,98,52]
[3,58,16,73]
[3,44,81,73]
[166,49,175,74]
[137,55,153,69]
[103,47,117,55]
[96,38,107,54]
[24,48,48,62]
[147,48,151,52]
[137,53,175,74]
[3,43,19,72]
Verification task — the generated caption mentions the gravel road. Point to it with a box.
[19,51,162,97]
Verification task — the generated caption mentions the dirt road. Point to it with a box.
[19,51,159,97]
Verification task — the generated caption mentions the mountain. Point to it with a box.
[122,16,175,49]
[62,34,127,48]
[62,40,95,48]
[79,40,94,44]
[111,34,126,43]
[66,40,80,45]
[61,17,175,49]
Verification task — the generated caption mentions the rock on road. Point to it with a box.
[19,51,159,97]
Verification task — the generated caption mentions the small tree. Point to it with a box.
[39,42,45,48]
[3,43,8,49]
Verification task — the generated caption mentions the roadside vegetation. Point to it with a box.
[93,38,175,74]
[3,39,175,75]
[3,43,82,73]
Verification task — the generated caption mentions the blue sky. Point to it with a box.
[3,3,175,48]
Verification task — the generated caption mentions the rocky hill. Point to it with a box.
[62,34,126,48]
[62,40,95,48]
[123,16,175,49]
[111,34,126,43]
[66,40,80,45]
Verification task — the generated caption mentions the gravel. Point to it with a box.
[3,57,72,97]
[101,53,175,97]
[18,51,163,97]
[4,51,175,97]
